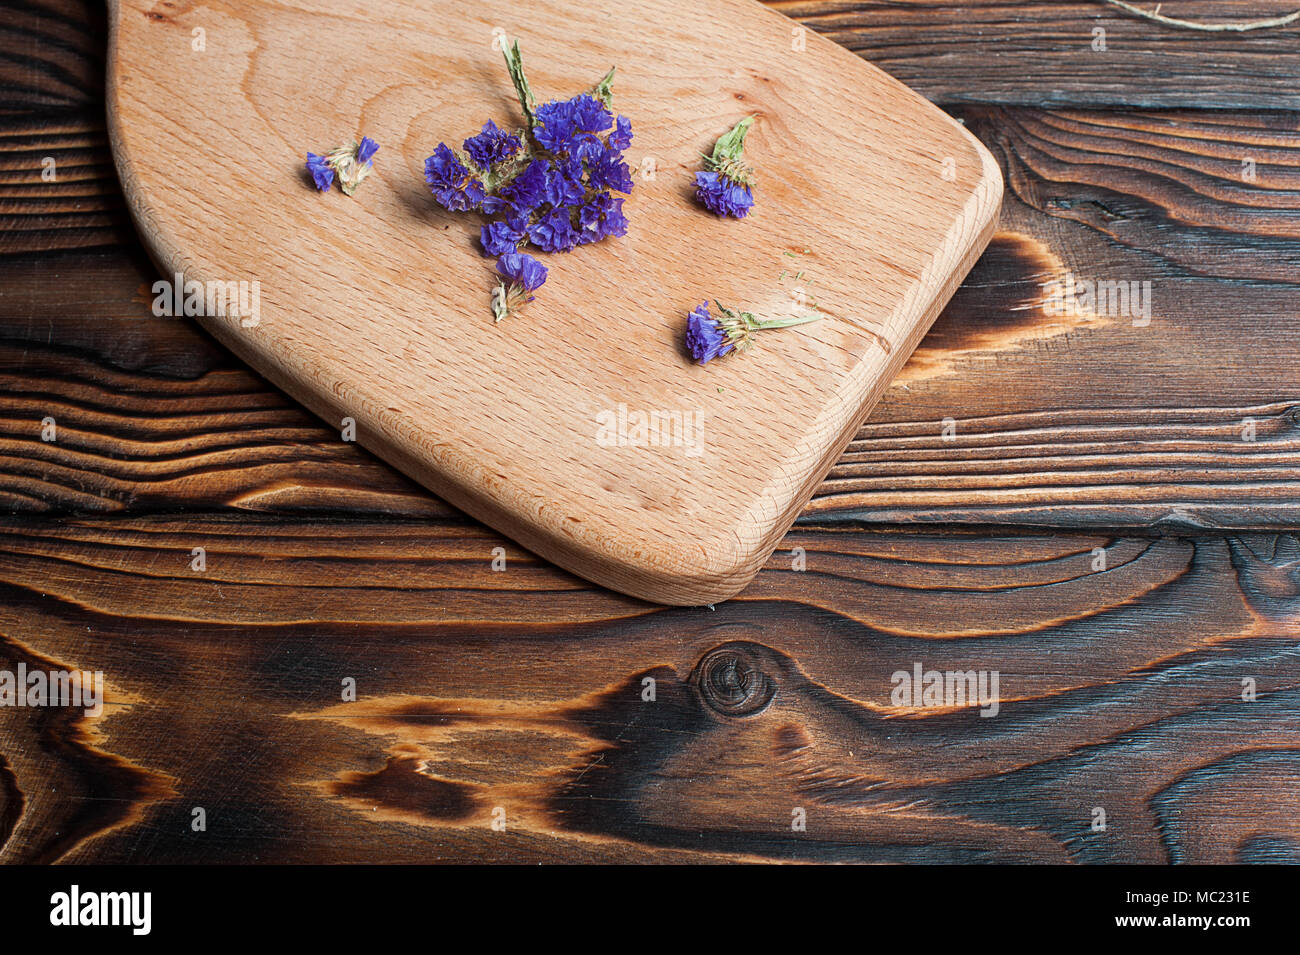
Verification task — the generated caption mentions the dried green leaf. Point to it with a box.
[711,115,754,166]
[502,40,537,128]
[592,67,616,107]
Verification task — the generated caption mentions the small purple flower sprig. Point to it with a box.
[493,252,549,324]
[424,40,634,321]
[686,300,820,365]
[306,137,379,196]
[696,117,755,218]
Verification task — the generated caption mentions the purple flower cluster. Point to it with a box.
[695,170,754,219]
[685,302,734,364]
[464,120,520,170]
[424,92,634,313]
[696,116,756,219]
[306,136,379,195]
[424,143,490,212]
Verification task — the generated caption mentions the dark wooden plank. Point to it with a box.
[0,517,1295,862]
[838,105,1300,529]
[0,0,104,113]
[0,115,129,254]
[771,0,1300,109]
[7,327,1300,529]
[7,1,1300,113]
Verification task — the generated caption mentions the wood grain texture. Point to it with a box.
[105,0,1001,605]
[0,519,1295,862]
[2,0,1299,865]
[10,0,1300,114]
[771,0,1300,109]
[0,116,128,255]
[0,0,106,113]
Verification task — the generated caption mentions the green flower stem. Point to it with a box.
[502,40,536,128]
[748,313,822,330]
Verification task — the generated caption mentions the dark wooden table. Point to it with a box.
[2,0,1298,864]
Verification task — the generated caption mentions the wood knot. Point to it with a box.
[693,642,776,717]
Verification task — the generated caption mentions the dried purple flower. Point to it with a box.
[696,117,756,218]
[686,302,731,364]
[609,115,633,152]
[425,143,488,212]
[570,94,614,135]
[492,252,549,322]
[497,252,548,292]
[481,219,527,257]
[527,208,580,253]
[577,192,628,243]
[533,94,612,158]
[463,119,521,170]
[424,39,636,323]
[305,138,379,196]
[695,171,754,219]
[532,99,577,155]
[685,300,821,365]
[356,136,380,166]
[542,158,586,209]
[498,158,550,215]
[587,148,634,194]
[306,152,334,192]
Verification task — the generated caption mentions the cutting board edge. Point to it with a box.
[729,136,1005,600]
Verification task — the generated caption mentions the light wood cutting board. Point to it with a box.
[106,0,1002,605]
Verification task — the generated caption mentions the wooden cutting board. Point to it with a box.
[106,0,1001,605]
